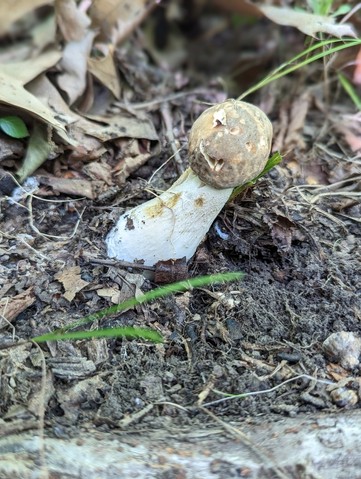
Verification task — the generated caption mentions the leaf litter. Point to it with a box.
[0,1,360,474]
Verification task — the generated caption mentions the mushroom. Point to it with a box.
[106,99,273,266]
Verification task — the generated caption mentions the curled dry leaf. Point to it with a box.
[258,5,356,38]
[58,30,96,105]
[87,46,121,99]
[55,0,91,42]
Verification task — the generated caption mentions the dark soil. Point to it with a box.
[0,2,360,458]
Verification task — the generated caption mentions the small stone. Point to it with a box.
[322,332,361,370]
[330,387,358,408]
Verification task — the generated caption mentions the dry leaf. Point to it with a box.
[82,112,159,142]
[39,176,95,199]
[89,0,154,44]
[0,0,53,35]
[0,50,62,86]
[28,371,55,416]
[105,270,145,307]
[32,12,57,52]
[97,286,122,304]
[55,266,89,302]
[87,46,121,99]
[55,0,91,42]
[0,71,73,145]
[83,161,113,185]
[335,113,361,153]
[57,30,96,105]
[28,74,107,157]
[258,5,356,38]
[112,137,158,183]
[27,74,79,126]
[284,91,311,149]
[27,75,113,157]
[0,287,35,328]
[326,363,350,381]
[264,212,305,252]
[27,69,158,146]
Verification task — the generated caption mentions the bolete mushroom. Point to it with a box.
[106,99,273,266]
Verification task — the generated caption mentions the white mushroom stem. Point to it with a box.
[106,167,232,265]
[106,99,273,267]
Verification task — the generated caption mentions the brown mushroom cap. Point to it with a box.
[188,99,273,189]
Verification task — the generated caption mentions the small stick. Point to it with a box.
[89,257,155,271]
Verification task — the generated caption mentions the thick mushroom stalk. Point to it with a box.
[106,99,273,266]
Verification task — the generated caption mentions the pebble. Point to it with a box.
[322,331,361,370]
[330,387,358,408]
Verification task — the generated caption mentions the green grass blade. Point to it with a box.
[37,272,244,339]
[238,38,361,100]
[338,72,361,110]
[32,326,163,343]
[252,151,283,179]
[229,152,282,200]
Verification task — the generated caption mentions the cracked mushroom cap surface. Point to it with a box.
[188,99,273,189]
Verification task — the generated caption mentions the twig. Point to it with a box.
[160,103,184,176]
[203,374,334,408]
[89,257,155,271]
[114,89,205,110]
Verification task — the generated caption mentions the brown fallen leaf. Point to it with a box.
[55,266,89,302]
[38,176,95,199]
[87,45,121,99]
[27,74,104,155]
[89,0,156,45]
[0,287,35,328]
[264,211,305,252]
[82,161,113,185]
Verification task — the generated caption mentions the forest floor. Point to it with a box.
[0,2,360,478]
